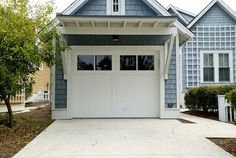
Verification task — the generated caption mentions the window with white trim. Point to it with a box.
[107,0,125,15]
[112,0,120,13]
[201,51,233,83]
[219,54,230,82]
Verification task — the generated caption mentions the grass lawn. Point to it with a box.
[0,104,53,158]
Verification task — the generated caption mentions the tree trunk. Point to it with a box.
[4,97,14,128]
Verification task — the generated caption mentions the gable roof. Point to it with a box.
[166,5,190,25]
[187,0,236,28]
[60,0,194,43]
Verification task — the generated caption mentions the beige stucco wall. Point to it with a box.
[32,63,51,94]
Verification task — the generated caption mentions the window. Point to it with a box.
[77,55,94,70]
[138,56,154,70]
[95,55,112,70]
[107,0,124,15]
[203,54,214,82]
[120,56,136,70]
[201,51,232,83]
[78,55,112,71]
[113,0,120,13]
[219,54,230,82]
[120,55,155,71]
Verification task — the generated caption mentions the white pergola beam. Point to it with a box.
[75,20,80,27]
[57,26,178,35]
[138,21,143,28]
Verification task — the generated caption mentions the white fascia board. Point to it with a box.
[172,5,196,17]
[144,0,171,16]
[188,0,236,29]
[144,0,193,38]
[166,5,189,25]
[62,0,88,15]
[218,0,236,21]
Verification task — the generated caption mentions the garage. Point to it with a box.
[70,47,160,118]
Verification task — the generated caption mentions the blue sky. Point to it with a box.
[54,0,236,15]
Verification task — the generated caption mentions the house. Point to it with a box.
[52,0,194,119]
[27,63,51,103]
[167,0,236,106]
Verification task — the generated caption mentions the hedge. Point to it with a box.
[185,85,236,112]
[226,89,236,107]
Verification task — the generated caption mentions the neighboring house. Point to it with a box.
[0,63,50,113]
[27,63,51,103]
[0,93,25,113]
[167,0,236,107]
[52,0,194,119]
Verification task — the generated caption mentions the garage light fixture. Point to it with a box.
[112,35,119,42]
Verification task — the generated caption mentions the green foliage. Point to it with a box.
[225,89,236,107]
[0,0,67,100]
[185,85,236,112]
[0,0,67,127]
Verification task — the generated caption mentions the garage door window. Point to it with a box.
[138,56,154,70]
[120,55,154,71]
[77,55,94,70]
[120,56,136,70]
[95,55,112,70]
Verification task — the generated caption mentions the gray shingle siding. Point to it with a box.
[125,0,159,16]
[182,3,236,91]
[75,0,107,16]
[55,64,67,109]
[178,11,194,23]
[165,43,177,108]
[74,0,159,16]
[193,3,236,26]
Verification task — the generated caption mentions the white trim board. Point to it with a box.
[166,5,189,25]
[168,5,196,18]
[188,0,236,29]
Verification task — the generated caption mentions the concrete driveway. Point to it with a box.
[14,115,236,158]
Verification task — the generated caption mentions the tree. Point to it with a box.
[0,0,66,127]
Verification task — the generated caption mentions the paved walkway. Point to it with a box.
[14,115,236,158]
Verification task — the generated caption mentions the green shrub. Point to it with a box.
[185,85,236,112]
[225,89,236,107]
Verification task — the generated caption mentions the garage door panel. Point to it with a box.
[115,75,158,117]
[73,74,113,117]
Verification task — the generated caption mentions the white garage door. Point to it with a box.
[71,48,159,118]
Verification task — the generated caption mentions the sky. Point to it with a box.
[54,0,236,15]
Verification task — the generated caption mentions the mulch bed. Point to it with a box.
[0,104,53,158]
[182,111,218,121]
[209,138,236,157]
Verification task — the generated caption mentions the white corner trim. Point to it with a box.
[62,0,89,15]
[188,0,236,29]
[166,5,189,25]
